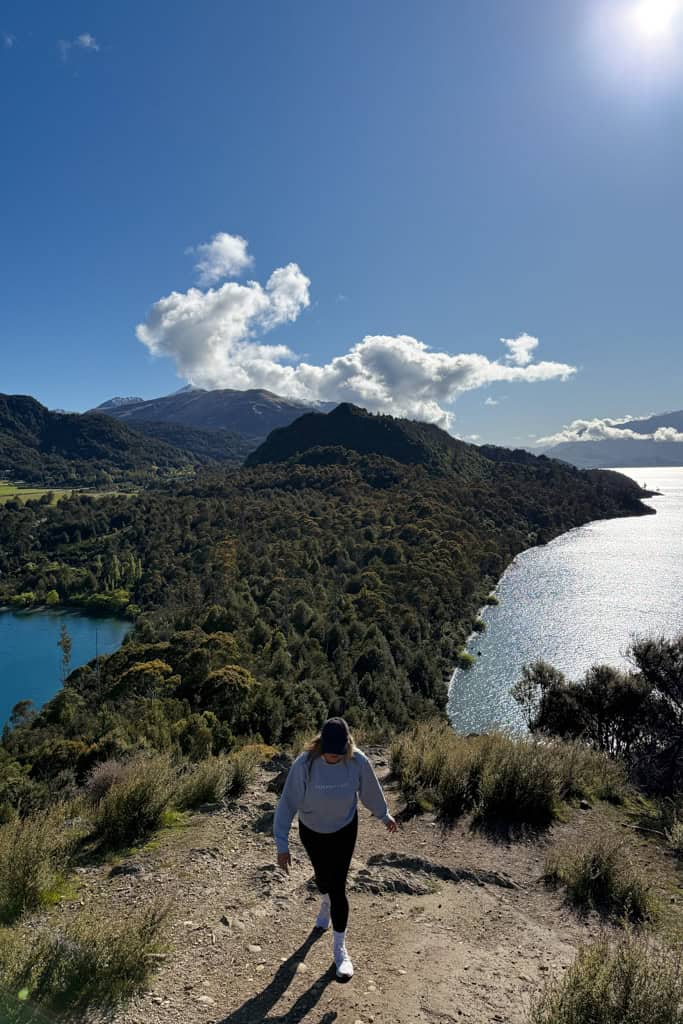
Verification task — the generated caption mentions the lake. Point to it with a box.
[448,467,683,734]
[0,609,130,726]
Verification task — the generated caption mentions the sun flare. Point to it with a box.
[630,0,682,39]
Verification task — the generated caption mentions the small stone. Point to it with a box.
[248,944,262,953]
[398,969,407,975]
[295,961,308,973]
[580,799,591,811]
[256,964,265,973]
[151,996,163,1004]
[198,994,216,1005]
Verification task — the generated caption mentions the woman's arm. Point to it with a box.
[357,752,391,822]
[273,756,307,854]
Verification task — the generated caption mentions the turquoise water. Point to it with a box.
[0,609,130,725]
[448,467,683,734]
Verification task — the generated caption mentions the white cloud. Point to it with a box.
[484,397,499,406]
[501,333,538,366]
[75,33,99,51]
[653,426,683,442]
[192,232,252,286]
[3,32,15,48]
[537,416,683,447]
[58,33,99,61]
[136,238,576,430]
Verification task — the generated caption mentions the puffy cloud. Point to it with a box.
[136,238,576,429]
[192,232,252,286]
[654,426,683,442]
[501,333,538,366]
[537,416,683,447]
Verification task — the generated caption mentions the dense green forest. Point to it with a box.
[0,395,196,486]
[0,405,653,814]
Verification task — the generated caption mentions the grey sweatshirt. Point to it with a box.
[273,750,390,854]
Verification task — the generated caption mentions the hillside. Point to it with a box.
[545,409,683,468]
[123,419,253,464]
[92,387,335,443]
[0,394,193,486]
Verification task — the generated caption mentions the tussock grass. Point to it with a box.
[84,759,134,805]
[391,721,628,829]
[91,755,174,850]
[529,932,683,1024]
[175,756,232,809]
[544,837,653,923]
[0,903,168,1022]
[0,807,77,925]
[227,747,258,798]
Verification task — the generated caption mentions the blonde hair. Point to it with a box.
[304,731,357,763]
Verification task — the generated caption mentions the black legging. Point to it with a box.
[298,812,358,932]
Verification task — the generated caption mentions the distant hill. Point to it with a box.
[545,410,683,468]
[91,388,335,442]
[245,403,489,475]
[128,420,253,464]
[0,394,193,486]
[246,404,650,511]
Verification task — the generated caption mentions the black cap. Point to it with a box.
[321,717,350,755]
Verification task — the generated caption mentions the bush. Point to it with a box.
[456,650,475,670]
[91,756,174,849]
[484,594,499,606]
[391,722,559,828]
[0,807,77,925]
[84,759,133,805]
[0,902,168,1022]
[472,618,486,633]
[544,837,653,923]
[227,747,258,798]
[548,740,627,805]
[529,932,683,1024]
[175,757,231,810]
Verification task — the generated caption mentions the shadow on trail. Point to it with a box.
[216,928,338,1024]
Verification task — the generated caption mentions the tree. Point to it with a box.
[58,622,73,684]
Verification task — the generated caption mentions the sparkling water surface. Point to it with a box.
[448,468,683,734]
[0,609,129,725]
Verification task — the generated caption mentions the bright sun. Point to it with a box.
[631,0,682,39]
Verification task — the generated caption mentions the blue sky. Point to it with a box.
[1,0,682,446]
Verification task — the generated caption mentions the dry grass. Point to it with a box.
[391,721,629,830]
[0,807,78,925]
[529,932,683,1024]
[0,902,168,1021]
[544,836,654,924]
[90,755,175,850]
[174,756,232,809]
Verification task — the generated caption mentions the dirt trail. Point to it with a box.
[64,752,682,1024]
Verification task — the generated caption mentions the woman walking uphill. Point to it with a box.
[273,717,397,979]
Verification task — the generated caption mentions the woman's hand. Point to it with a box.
[277,851,292,873]
[384,814,398,833]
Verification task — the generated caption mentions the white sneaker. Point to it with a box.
[333,930,354,979]
[315,894,331,930]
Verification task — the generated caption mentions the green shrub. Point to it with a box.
[544,837,653,923]
[548,740,628,805]
[484,594,499,606]
[478,735,557,827]
[456,650,475,670]
[529,933,683,1024]
[175,757,231,809]
[0,902,168,1022]
[84,759,133,805]
[472,618,486,633]
[391,722,559,828]
[227,748,258,798]
[91,756,174,849]
[0,807,77,925]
